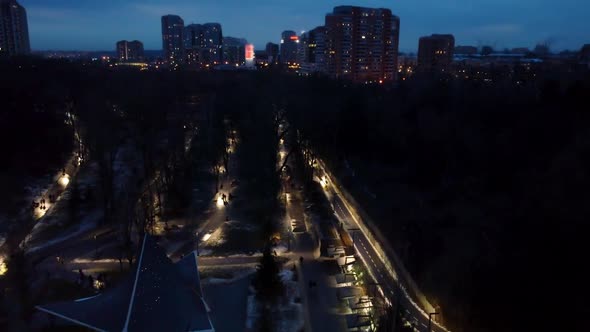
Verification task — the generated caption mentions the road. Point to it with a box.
[279,137,348,332]
[318,166,449,332]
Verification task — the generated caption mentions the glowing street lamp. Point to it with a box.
[202,232,212,242]
[0,256,7,276]
[216,195,225,208]
[60,174,70,187]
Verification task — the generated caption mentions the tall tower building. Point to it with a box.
[280,30,299,64]
[223,36,247,66]
[298,26,328,75]
[325,6,399,83]
[417,34,455,71]
[0,0,30,56]
[184,24,204,66]
[266,42,279,64]
[116,40,144,62]
[202,23,223,65]
[161,14,184,65]
[183,22,223,67]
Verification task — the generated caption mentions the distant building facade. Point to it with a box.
[325,6,400,83]
[298,26,328,75]
[116,40,144,62]
[417,34,455,71]
[184,24,204,66]
[161,15,185,65]
[245,43,254,67]
[183,22,223,67]
[280,30,299,64]
[201,23,223,65]
[223,36,247,66]
[0,0,30,56]
[266,42,279,64]
[581,44,590,63]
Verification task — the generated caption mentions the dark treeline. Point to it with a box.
[277,68,590,331]
[215,72,283,244]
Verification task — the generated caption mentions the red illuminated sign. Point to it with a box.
[289,36,299,41]
[245,44,254,60]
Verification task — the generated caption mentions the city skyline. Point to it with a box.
[19,0,590,52]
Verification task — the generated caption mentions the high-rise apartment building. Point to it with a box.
[280,30,299,64]
[116,40,144,62]
[580,44,590,63]
[266,42,279,64]
[223,36,247,66]
[183,22,223,67]
[161,14,184,65]
[202,23,223,65]
[0,0,30,56]
[325,6,400,83]
[184,24,204,66]
[417,34,455,71]
[298,26,328,75]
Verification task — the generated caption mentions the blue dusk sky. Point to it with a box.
[20,0,590,52]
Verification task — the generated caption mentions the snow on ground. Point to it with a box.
[198,249,213,256]
[163,240,190,257]
[202,227,226,247]
[201,267,256,285]
[113,142,141,196]
[274,244,289,255]
[245,268,303,332]
[23,210,102,254]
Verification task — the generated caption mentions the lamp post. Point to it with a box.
[428,312,439,332]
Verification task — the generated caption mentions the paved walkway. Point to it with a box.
[281,138,347,332]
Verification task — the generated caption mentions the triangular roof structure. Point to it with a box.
[36,235,214,332]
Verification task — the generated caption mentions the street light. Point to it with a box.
[428,312,440,332]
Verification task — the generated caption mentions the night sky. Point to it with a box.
[20,0,590,52]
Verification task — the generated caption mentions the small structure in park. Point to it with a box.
[36,235,214,332]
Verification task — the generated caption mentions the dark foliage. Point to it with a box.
[254,245,284,300]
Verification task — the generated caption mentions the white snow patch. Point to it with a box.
[23,210,101,254]
[273,244,289,255]
[198,249,213,256]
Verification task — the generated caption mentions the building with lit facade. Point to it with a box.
[0,0,30,56]
[184,24,204,66]
[324,6,400,83]
[417,34,455,71]
[280,30,299,64]
[266,42,279,64]
[161,15,184,65]
[245,43,255,67]
[183,22,223,67]
[223,36,247,66]
[202,23,223,65]
[298,26,328,75]
[116,40,144,62]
